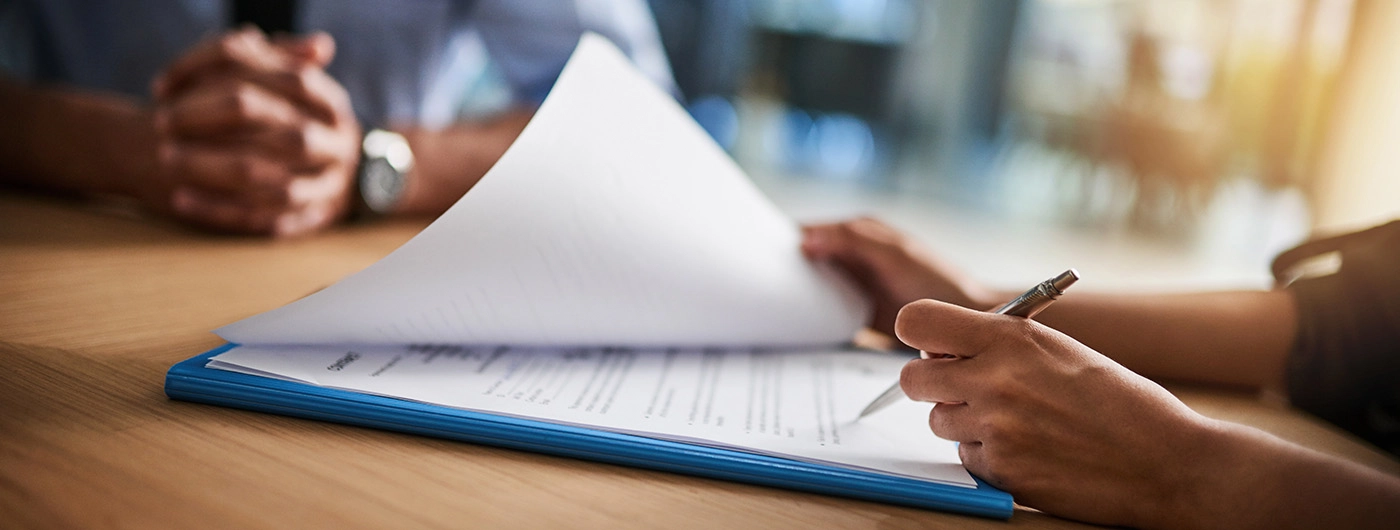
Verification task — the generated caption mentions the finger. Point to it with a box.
[266,168,353,237]
[242,65,352,125]
[272,195,343,238]
[162,143,294,200]
[157,79,301,138]
[800,217,904,269]
[271,31,336,66]
[159,52,349,127]
[800,223,842,258]
[154,27,288,101]
[895,299,1026,358]
[169,186,282,235]
[957,442,993,485]
[899,356,979,404]
[242,121,348,168]
[285,166,354,208]
[928,402,980,443]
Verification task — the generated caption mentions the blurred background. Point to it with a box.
[229,0,1396,290]
[644,0,1400,290]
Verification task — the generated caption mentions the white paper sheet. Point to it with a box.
[205,35,964,491]
[216,33,869,348]
[208,344,975,487]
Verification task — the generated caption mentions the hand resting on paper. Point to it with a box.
[800,217,997,341]
[801,217,1400,529]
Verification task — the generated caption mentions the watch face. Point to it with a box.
[361,158,405,214]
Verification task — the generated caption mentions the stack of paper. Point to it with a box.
[205,34,974,490]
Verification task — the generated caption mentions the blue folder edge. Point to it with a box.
[164,344,1014,520]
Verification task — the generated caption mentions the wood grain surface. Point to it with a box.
[2,192,1395,529]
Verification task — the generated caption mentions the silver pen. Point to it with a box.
[856,269,1080,419]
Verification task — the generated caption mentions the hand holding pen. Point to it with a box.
[858,269,1079,418]
[804,218,1400,528]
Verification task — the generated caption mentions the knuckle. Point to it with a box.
[216,34,247,61]
[846,217,874,233]
[928,405,956,436]
[329,82,353,110]
[995,319,1040,355]
[229,85,259,119]
[1008,316,1039,337]
[851,216,898,243]
[890,236,920,258]
[296,128,317,159]
[835,219,861,237]
[982,373,1019,404]
[1026,323,1070,357]
[899,362,923,396]
[977,318,1026,355]
[215,36,239,57]
[292,66,318,95]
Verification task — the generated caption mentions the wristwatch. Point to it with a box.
[354,129,415,216]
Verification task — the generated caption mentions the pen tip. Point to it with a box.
[1051,269,1079,292]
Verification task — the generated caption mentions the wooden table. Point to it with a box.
[3,192,1396,529]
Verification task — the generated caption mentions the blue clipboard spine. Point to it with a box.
[164,345,1014,519]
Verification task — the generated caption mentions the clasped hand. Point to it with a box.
[149,27,361,236]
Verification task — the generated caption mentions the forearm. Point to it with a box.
[392,109,532,216]
[1165,419,1400,530]
[0,78,157,196]
[1026,289,1297,389]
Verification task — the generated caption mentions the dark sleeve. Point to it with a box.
[1286,220,1400,455]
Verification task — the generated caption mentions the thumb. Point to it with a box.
[895,299,1007,358]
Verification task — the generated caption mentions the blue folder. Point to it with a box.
[165,344,1014,519]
